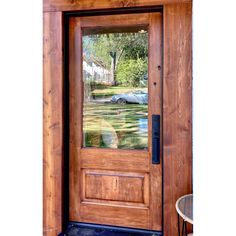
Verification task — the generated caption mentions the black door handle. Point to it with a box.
[152,115,161,164]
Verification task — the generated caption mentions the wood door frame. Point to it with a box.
[43,2,192,236]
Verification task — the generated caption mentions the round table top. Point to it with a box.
[176,194,193,224]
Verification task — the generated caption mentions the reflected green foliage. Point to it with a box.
[83,31,148,86]
[116,59,147,87]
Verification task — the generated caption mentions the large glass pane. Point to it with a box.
[82,27,148,149]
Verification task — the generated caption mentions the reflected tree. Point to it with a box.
[83,32,148,86]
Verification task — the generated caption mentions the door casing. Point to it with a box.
[43,3,192,236]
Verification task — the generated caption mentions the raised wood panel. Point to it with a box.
[44,0,191,12]
[81,148,149,172]
[83,169,148,204]
[43,12,63,236]
[79,203,150,229]
[163,3,192,236]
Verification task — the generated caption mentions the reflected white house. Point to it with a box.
[83,54,111,84]
[83,54,112,102]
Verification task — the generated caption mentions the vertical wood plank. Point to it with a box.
[148,12,163,230]
[43,11,63,236]
[163,3,192,236]
[69,17,83,221]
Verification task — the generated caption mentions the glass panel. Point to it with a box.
[82,27,148,149]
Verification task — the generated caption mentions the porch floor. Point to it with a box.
[60,222,162,236]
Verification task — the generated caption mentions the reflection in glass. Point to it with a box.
[82,28,148,149]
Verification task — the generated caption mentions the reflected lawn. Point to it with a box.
[91,86,147,98]
[83,102,148,149]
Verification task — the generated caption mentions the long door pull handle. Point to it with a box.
[152,115,161,164]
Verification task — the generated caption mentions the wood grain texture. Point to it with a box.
[44,0,191,12]
[163,3,192,236]
[148,13,163,230]
[43,12,63,236]
[81,148,149,172]
[69,17,83,221]
[43,3,192,235]
[80,13,149,28]
[79,203,150,229]
[68,13,163,230]
[83,169,147,204]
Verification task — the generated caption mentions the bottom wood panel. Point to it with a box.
[82,169,149,207]
[78,203,150,229]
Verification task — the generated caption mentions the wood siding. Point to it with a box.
[44,0,191,12]
[163,3,192,236]
[43,12,63,236]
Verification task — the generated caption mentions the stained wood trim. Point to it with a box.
[43,11,63,236]
[81,148,150,172]
[80,13,149,28]
[148,12,162,230]
[79,203,150,229]
[163,3,192,236]
[69,17,83,221]
[44,0,191,12]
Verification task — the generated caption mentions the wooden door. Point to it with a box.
[69,12,162,230]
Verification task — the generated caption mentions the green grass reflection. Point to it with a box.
[83,102,148,149]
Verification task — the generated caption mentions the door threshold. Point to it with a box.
[59,222,162,236]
